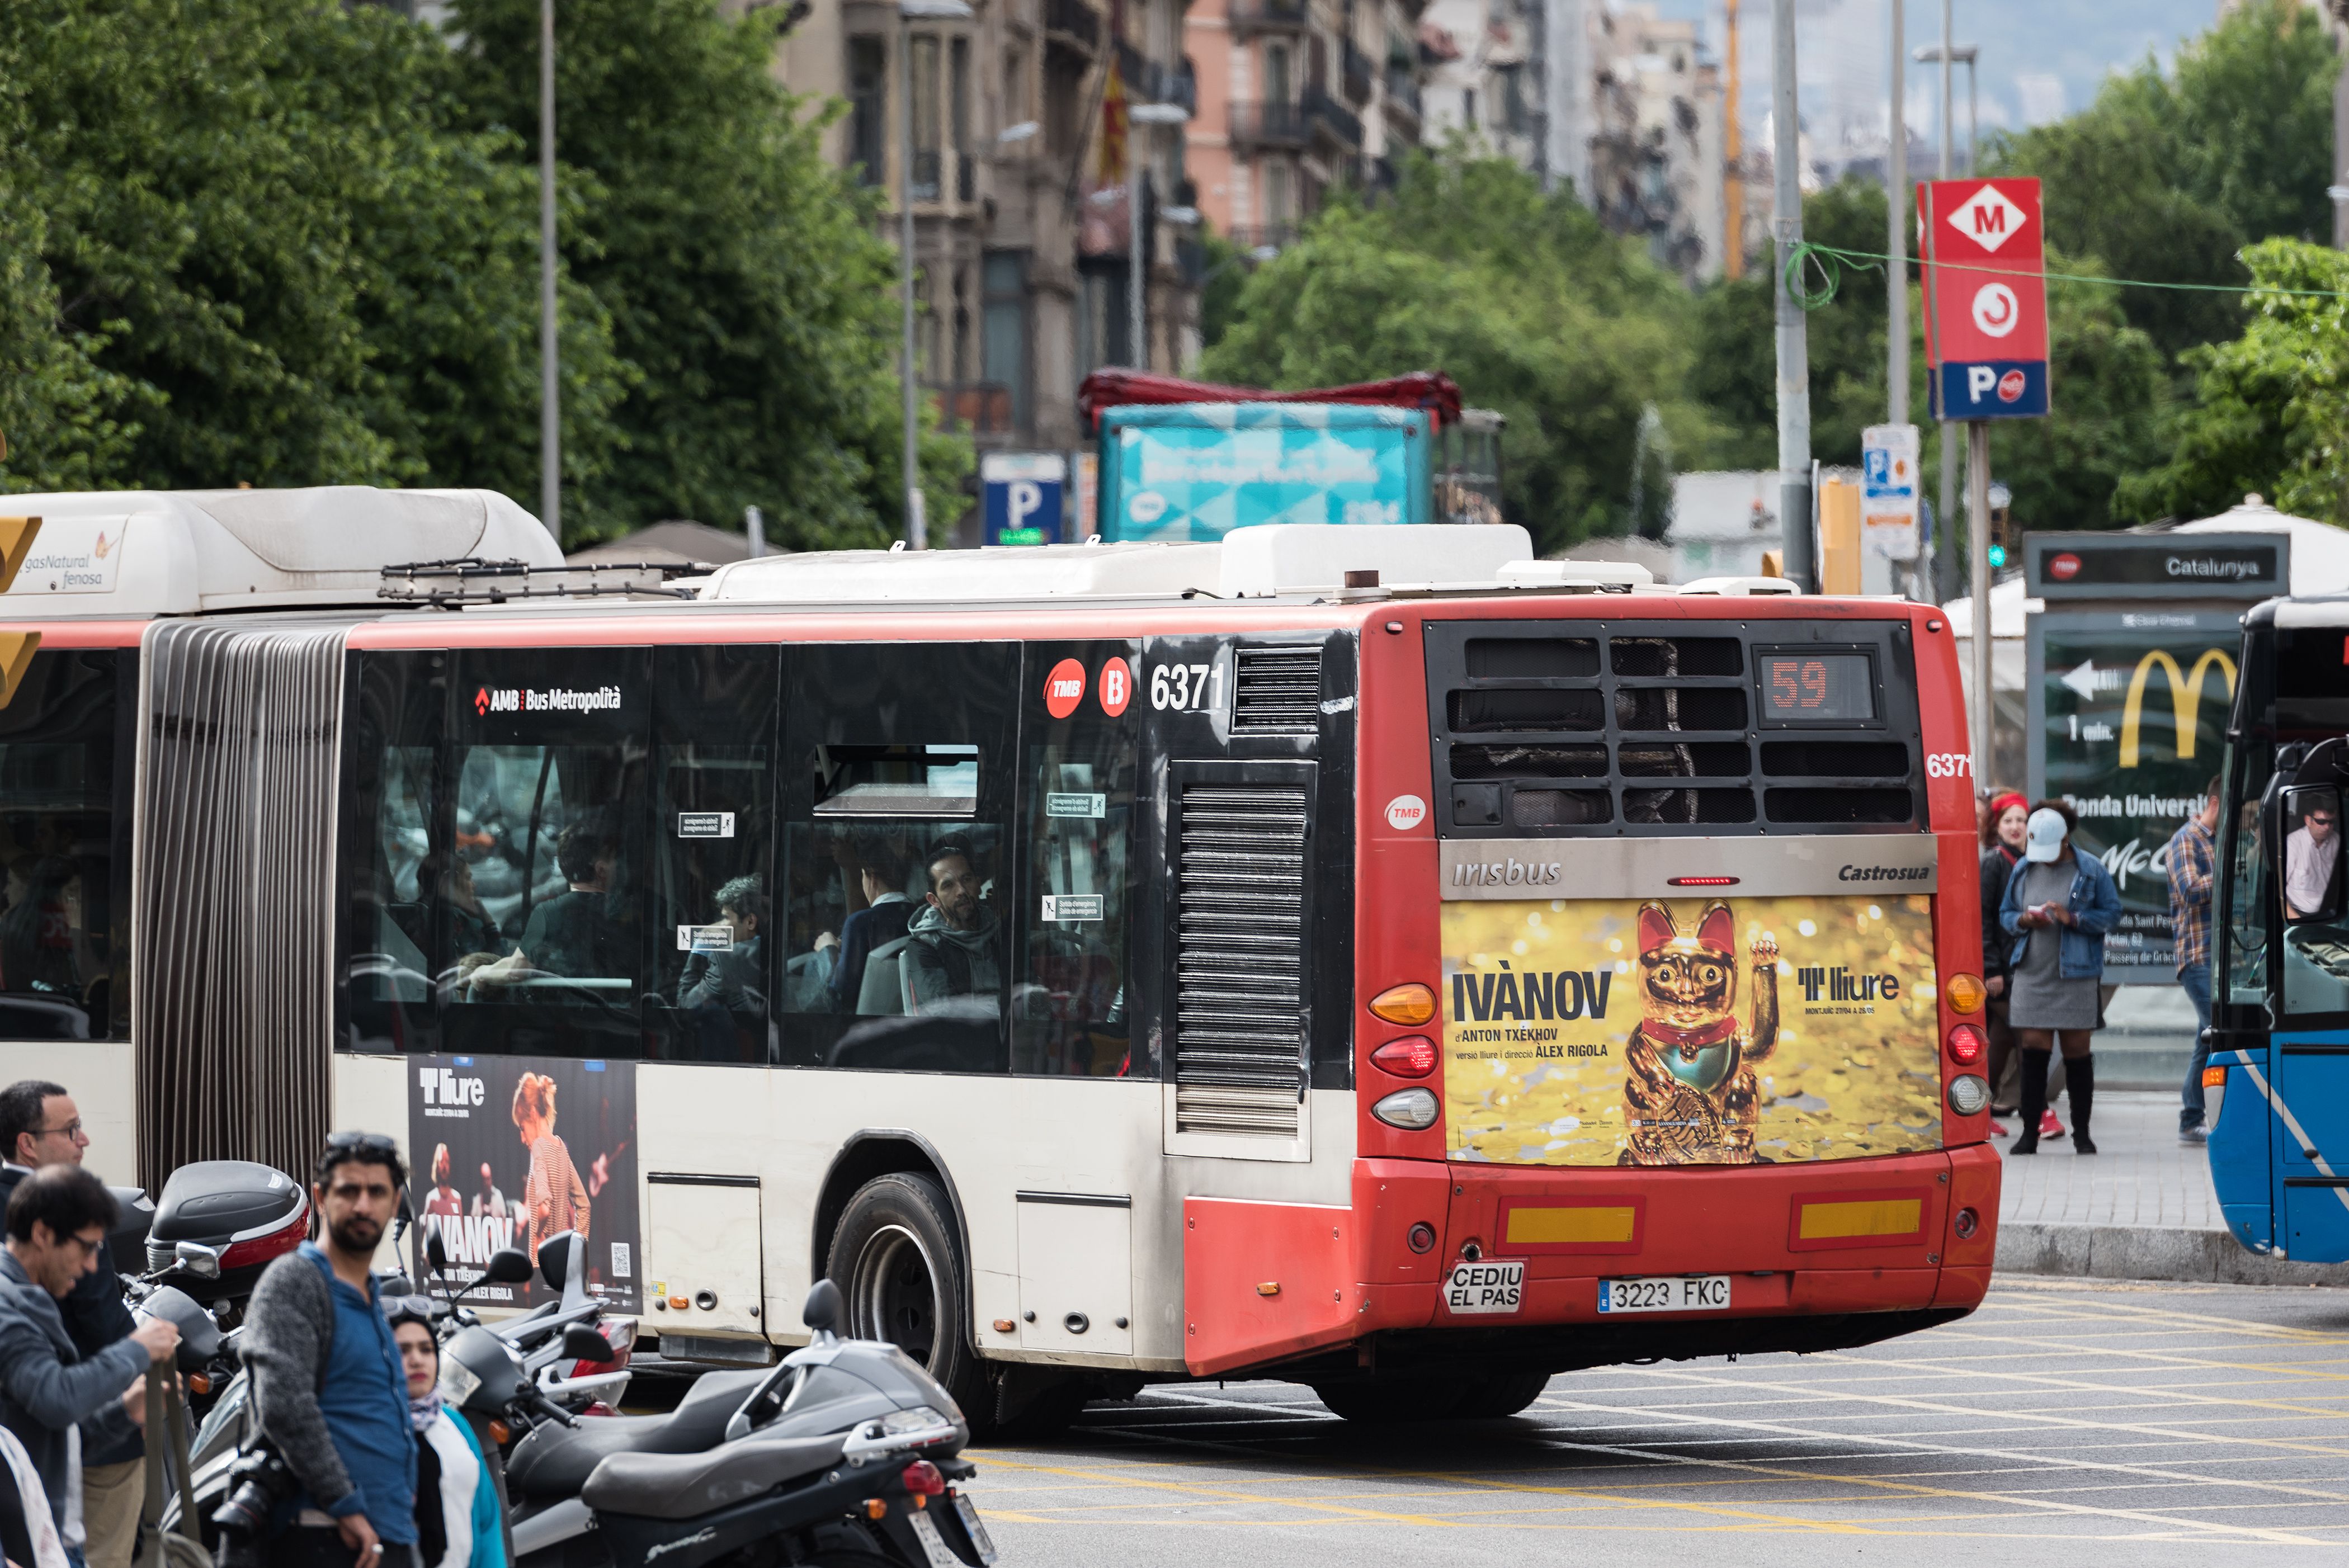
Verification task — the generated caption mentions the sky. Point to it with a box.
[1641,0,2230,165]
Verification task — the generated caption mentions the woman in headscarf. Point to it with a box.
[389,1299,504,1568]
[1999,801,2121,1155]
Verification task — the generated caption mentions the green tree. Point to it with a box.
[449,0,967,547]
[2115,240,2349,525]
[1986,0,2334,366]
[1202,152,1714,552]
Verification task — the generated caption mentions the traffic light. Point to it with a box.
[1987,544,2008,569]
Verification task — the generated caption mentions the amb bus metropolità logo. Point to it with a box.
[474,684,624,716]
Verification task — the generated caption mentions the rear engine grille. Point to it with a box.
[1466,637,1598,679]
[1448,688,1604,733]
[1758,740,1909,778]
[1175,784,1308,1137]
[1450,743,1607,780]
[1231,646,1322,735]
[1609,636,1743,677]
[1619,742,1749,778]
[1765,786,1914,824]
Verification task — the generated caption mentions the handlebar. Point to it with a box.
[520,1386,578,1429]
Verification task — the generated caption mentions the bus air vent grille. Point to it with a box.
[1175,783,1309,1136]
[1230,646,1322,735]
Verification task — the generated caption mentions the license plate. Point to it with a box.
[1598,1275,1732,1314]
[1444,1259,1525,1315]
[905,1507,964,1568]
[952,1495,998,1566]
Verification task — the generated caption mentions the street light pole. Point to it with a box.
[1886,0,1905,431]
[897,0,975,550]
[1128,102,1192,372]
[1770,0,1813,591]
[539,0,560,543]
[1935,0,1954,605]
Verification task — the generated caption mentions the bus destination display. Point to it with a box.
[1760,653,1873,722]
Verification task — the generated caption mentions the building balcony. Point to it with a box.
[1116,42,1198,115]
[1044,0,1100,54]
[929,382,1018,446]
[1305,85,1362,149]
[1341,39,1375,106]
[1227,223,1300,253]
[1228,98,1309,148]
[1228,0,1308,35]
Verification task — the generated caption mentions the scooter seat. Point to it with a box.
[581,1434,848,1521]
[504,1369,770,1498]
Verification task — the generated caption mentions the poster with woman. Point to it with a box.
[406,1054,640,1312]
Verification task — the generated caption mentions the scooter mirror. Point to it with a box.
[173,1241,223,1279]
[426,1226,449,1277]
[803,1278,843,1334]
[484,1248,534,1284]
[562,1323,616,1363]
[537,1233,570,1290]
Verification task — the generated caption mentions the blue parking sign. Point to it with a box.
[982,452,1067,546]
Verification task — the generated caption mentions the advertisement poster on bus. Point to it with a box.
[406,1054,640,1312]
[2026,609,2240,981]
[1103,404,1423,541]
[1441,895,1941,1166]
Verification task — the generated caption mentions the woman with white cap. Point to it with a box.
[1998,799,2122,1155]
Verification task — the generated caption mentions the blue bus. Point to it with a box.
[2210,596,2349,1261]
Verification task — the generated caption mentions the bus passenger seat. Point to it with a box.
[857,935,912,1016]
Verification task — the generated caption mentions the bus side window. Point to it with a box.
[1015,733,1136,1076]
[0,649,123,1042]
[2225,749,2271,1007]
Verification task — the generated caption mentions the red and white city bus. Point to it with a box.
[4,499,1997,1428]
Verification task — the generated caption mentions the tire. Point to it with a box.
[826,1173,989,1423]
[1310,1374,1464,1423]
[1452,1369,1551,1419]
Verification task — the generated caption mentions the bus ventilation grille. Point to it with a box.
[1230,646,1322,735]
[1175,783,1310,1137]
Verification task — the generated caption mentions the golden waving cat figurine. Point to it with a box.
[1618,900,1780,1166]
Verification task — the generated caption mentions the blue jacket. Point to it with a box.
[0,1249,145,1537]
[2000,849,2121,980]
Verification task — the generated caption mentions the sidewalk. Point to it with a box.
[1993,1089,2349,1286]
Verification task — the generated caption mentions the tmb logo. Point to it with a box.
[1997,369,2026,403]
[2048,552,2082,582]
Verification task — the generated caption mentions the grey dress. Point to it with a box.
[2007,858,2098,1030]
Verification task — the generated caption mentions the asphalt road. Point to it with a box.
[969,1277,2349,1564]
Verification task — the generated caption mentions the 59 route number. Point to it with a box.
[1149,661,1224,712]
[1924,752,1972,780]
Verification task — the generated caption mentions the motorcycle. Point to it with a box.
[458,1278,996,1568]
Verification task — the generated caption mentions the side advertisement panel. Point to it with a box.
[408,1053,641,1312]
[2027,609,2237,981]
[1442,895,1940,1167]
[1105,409,1419,541]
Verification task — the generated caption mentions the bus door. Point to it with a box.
[2263,763,2349,1260]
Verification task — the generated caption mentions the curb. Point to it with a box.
[1997,1220,2349,1287]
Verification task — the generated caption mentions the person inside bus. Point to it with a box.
[0,861,81,1005]
[823,850,914,1012]
[516,820,622,979]
[903,840,1001,1009]
[1999,801,2121,1156]
[680,874,768,1051]
[2285,799,2339,921]
[418,848,500,958]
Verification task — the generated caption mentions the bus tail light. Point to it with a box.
[1945,973,1985,1013]
[1371,1088,1439,1130]
[1952,1207,1979,1240]
[1947,1075,1989,1116]
[1370,1036,1437,1077]
[2202,1065,2227,1088]
[1368,984,1437,1026]
[1407,1222,1437,1253]
[1946,1023,1985,1066]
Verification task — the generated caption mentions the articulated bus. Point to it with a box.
[1,492,1998,1428]
[2209,597,2349,1263]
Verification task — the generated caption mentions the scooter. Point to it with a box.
[126,1244,230,1568]
[448,1279,996,1568]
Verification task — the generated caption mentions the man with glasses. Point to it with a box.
[0,1083,142,1568]
[242,1133,418,1568]
[2286,800,2339,922]
[0,1165,178,1564]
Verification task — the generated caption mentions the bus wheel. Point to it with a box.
[1451,1369,1551,1419]
[827,1173,985,1418]
[1309,1375,1463,1423]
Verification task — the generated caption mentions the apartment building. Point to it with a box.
[772,0,1201,457]
[1184,0,1430,252]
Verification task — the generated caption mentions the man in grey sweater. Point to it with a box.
[0,1165,178,1554]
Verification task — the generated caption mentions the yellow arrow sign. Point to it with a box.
[0,631,39,711]
[0,516,41,594]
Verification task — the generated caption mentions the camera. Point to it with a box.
[211,1440,296,1563]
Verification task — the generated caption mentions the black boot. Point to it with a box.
[2070,1054,2097,1154]
[2010,1048,2051,1155]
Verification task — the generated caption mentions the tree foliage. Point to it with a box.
[0,0,961,547]
[1201,153,1714,552]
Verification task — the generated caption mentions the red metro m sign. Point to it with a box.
[1918,177,2050,421]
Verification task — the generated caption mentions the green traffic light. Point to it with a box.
[1987,544,2008,569]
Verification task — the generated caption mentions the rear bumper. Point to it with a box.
[1181,1142,1999,1376]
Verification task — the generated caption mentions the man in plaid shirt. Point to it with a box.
[2168,778,2220,1144]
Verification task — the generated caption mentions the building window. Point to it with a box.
[982,252,1030,430]
[911,34,942,201]
[950,36,972,201]
[952,265,972,384]
[848,36,886,186]
[916,267,941,380]
[1264,159,1291,228]
[1463,86,1477,128]
[1045,54,1084,157]
[1004,44,1028,126]
[1265,42,1291,105]
[1499,64,1529,133]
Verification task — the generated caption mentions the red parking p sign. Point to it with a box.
[1919,177,2049,420]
